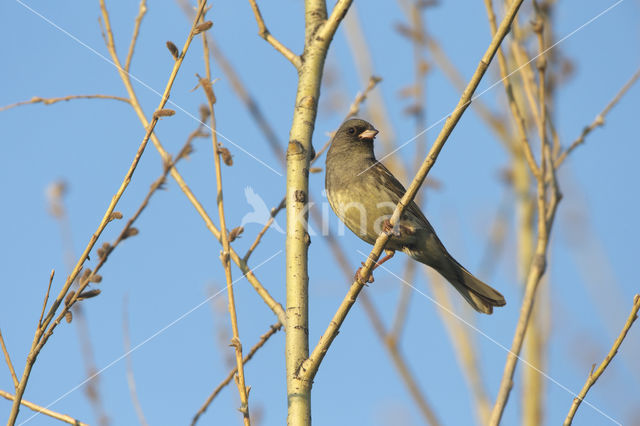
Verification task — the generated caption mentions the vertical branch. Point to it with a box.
[200,12,251,424]
[489,7,562,424]
[283,1,353,424]
[521,7,550,426]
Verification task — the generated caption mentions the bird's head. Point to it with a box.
[335,118,379,143]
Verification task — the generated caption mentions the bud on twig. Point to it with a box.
[194,21,213,35]
[122,227,139,240]
[195,74,216,105]
[228,226,244,242]
[153,109,176,119]
[219,146,233,166]
[108,211,123,222]
[78,289,101,300]
[199,104,210,122]
[166,41,180,60]
[65,291,76,306]
[97,242,112,259]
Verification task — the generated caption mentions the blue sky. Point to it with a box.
[1,1,639,425]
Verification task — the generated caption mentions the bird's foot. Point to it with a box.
[382,219,401,237]
[376,249,395,268]
[355,263,375,284]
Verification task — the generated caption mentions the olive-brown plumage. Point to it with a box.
[325,118,506,314]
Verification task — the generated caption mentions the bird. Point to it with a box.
[240,186,284,234]
[325,118,506,314]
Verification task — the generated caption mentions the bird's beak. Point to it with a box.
[358,128,378,140]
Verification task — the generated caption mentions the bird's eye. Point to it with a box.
[348,127,356,135]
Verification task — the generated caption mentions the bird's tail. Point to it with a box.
[416,250,506,314]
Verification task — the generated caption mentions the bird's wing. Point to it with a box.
[370,161,436,235]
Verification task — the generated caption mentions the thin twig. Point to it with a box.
[0,330,19,390]
[92,122,207,278]
[394,17,514,153]
[247,0,301,69]
[564,294,640,425]
[124,0,148,72]
[38,270,55,329]
[123,296,148,426]
[483,0,540,178]
[0,94,130,112]
[300,0,525,385]
[191,322,282,426]
[243,198,286,262]
[555,66,640,168]
[510,19,542,132]
[201,12,251,424]
[0,390,88,426]
[6,3,209,423]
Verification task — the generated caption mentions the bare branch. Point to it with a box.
[555,66,640,168]
[314,0,354,46]
[0,330,19,390]
[564,294,640,425]
[0,94,130,112]
[124,0,148,72]
[247,0,301,69]
[191,323,282,426]
[38,270,55,330]
[201,16,251,424]
[0,389,88,426]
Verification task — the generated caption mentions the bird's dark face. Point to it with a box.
[335,118,379,145]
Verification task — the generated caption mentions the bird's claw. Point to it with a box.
[355,263,374,284]
[382,219,401,237]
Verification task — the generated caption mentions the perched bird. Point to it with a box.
[325,118,506,314]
